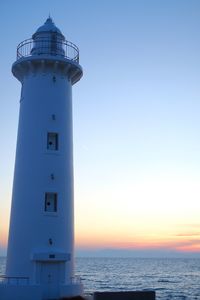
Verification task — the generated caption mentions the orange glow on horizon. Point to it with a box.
[0,232,8,249]
[75,231,200,253]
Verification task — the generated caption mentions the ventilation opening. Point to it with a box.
[47,132,58,150]
[45,193,57,212]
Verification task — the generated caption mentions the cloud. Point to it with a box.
[176,232,200,237]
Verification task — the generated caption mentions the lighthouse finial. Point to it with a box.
[46,13,53,24]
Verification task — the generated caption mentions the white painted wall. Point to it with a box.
[7,66,73,273]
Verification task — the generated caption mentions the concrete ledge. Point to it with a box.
[93,291,156,300]
[0,284,42,300]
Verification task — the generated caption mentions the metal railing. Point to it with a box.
[70,275,82,284]
[16,37,79,63]
[0,275,29,285]
[0,275,80,286]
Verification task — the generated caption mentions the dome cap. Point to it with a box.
[32,17,65,39]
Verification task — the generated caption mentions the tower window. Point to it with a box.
[47,132,58,150]
[45,193,57,212]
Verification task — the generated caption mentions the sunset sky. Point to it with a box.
[1,0,200,256]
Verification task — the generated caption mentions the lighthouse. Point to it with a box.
[1,18,83,300]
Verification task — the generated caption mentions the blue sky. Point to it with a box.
[1,0,200,256]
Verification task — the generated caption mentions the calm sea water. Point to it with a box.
[1,257,200,299]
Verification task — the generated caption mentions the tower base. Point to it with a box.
[0,282,83,300]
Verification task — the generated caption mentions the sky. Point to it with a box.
[1,0,200,257]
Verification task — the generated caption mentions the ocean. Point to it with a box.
[1,257,200,299]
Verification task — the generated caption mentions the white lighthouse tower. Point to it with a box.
[1,18,83,300]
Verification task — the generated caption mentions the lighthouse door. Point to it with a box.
[41,262,60,299]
